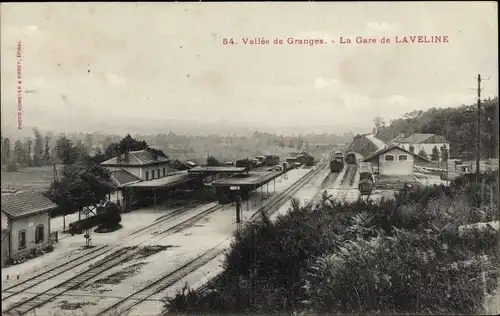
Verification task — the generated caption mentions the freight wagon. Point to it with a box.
[263,155,280,166]
[301,155,314,166]
[330,159,344,173]
[235,158,257,169]
[345,152,357,164]
[358,162,374,195]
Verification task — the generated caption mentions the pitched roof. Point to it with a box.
[1,191,58,219]
[110,169,141,187]
[363,145,431,162]
[125,172,194,188]
[101,149,170,166]
[398,133,435,144]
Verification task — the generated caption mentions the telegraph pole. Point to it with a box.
[476,74,481,181]
[473,74,491,181]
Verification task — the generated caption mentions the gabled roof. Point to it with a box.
[124,171,194,188]
[363,145,431,162]
[101,149,170,166]
[110,169,141,187]
[1,191,58,219]
[398,133,437,144]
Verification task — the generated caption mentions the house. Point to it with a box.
[1,191,57,263]
[101,149,177,181]
[101,150,202,211]
[394,134,449,161]
[363,145,431,176]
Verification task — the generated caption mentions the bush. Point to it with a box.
[164,174,499,315]
[6,162,17,172]
[305,230,490,314]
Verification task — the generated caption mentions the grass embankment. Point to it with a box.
[165,172,499,315]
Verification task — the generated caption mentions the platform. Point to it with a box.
[211,170,283,188]
[187,166,247,175]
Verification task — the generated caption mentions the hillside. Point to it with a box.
[375,97,499,159]
[165,172,499,315]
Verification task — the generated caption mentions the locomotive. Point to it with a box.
[358,162,374,195]
[330,159,344,173]
[345,151,357,164]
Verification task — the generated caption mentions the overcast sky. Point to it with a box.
[1,2,498,135]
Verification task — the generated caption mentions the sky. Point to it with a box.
[1,2,498,135]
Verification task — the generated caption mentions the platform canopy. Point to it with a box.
[210,170,282,188]
[187,166,247,175]
[124,172,195,189]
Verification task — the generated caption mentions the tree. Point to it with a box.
[418,148,428,159]
[45,160,114,229]
[44,136,51,163]
[84,133,95,154]
[2,137,11,164]
[408,144,415,153]
[119,134,148,153]
[14,140,25,164]
[171,159,188,171]
[373,116,386,134]
[103,134,151,161]
[25,140,33,166]
[207,155,221,166]
[55,135,80,165]
[440,145,449,162]
[431,146,440,161]
[33,128,44,166]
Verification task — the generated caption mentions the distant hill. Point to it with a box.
[375,97,499,159]
[1,115,368,139]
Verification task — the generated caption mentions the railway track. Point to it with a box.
[250,152,331,221]
[2,202,222,315]
[93,243,227,316]
[1,202,206,302]
[95,152,335,316]
[309,169,340,206]
[4,152,334,316]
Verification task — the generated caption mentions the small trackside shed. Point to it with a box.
[1,191,57,261]
[363,145,431,176]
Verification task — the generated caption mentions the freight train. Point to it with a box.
[330,151,345,173]
[345,151,357,164]
[235,158,258,169]
[286,152,315,167]
[358,162,374,195]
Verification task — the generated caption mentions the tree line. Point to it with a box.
[373,97,499,159]
[2,129,353,172]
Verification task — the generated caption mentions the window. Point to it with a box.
[163,168,166,177]
[19,230,26,249]
[385,154,395,161]
[35,224,44,243]
[145,171,149,180]
[158,169,161,178]
[399,155,408,161]
[152,170,155,179]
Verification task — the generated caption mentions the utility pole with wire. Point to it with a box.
[474,74,491,181]
[476,74,482,181]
